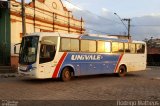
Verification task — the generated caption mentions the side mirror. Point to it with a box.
[14,43,21,54]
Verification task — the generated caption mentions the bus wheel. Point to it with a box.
[61,67,72,81]
[118,65,127,77]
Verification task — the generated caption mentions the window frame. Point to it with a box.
[130,43,136,54]
[80,39,97,53]
[60,37,146,54]
[97,40,111,53]
[111,42,119,53]
[111,42,124,53]
[136,43,145,54]
[124,43,130,53]
[60,37,80,52]
[70,38,80,52]
[39,44,56,64]
[60,37,71,52]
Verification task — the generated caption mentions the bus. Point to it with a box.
[15,32,146,81]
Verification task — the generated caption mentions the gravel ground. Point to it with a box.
[0,67,160,105]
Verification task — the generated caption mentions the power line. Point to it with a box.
[24,0,160,34]
[63,1,160,33]
[114,13,128,30]
[132,25,160,27]
[23,0,126,34]
[63,0,122,25]
[63,0,125,34]
[36,0,111,34]
[18,0,160,35]
[85,26,110,34]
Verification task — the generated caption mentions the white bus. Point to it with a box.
[15,32,146,81]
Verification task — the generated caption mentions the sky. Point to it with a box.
[20,0,160,40]
[67,0,160,18]
[24,0,160,18]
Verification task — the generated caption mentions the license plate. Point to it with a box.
[19,65,27,70]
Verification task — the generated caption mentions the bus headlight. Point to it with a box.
[29,67,37,72]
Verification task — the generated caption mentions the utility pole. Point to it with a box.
[122,18,131,39]
[114,13,128,31]
[114,13,131,40]
[68,11,71,33]
[81,17,83,34]
[33,0,35,32]
[21,0,26,36]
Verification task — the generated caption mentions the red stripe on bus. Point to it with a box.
[114,54,124,73]
[52,52,67,78]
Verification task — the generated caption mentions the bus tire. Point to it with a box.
[61,67,72,81]
[118,65,127,77]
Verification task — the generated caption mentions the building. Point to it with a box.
[146,38,160,66]
[146,38,160,54]
[0,0,85,68]
[109,35,131,40]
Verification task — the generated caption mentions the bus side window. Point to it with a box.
[112,42,124,53]
[130,43,136,53]
[61,38,80,52]
[98,41,105,52]
[61,38,71,51]
[136,44,145,53]
[71,39,79,52]
[98,41,111,53]
[81,40,96,52]
[40,44,56,64]
[124,43,130,53]
[104,42,111,53]
[112,42,119,53]
[81,40,89,52]
[118,43,124,53]
[89,40,96,52]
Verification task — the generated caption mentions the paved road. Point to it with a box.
[0,67,160,101]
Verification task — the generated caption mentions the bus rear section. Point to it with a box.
[113,42,146,76]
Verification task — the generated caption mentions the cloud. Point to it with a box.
[131,15,160,39]
[62,0,82,10]
[63,1,160,40]
[15,0,160,40]
[102,8,109,12]
[148,13,160,17]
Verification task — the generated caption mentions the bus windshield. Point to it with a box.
[19,36,39,65]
